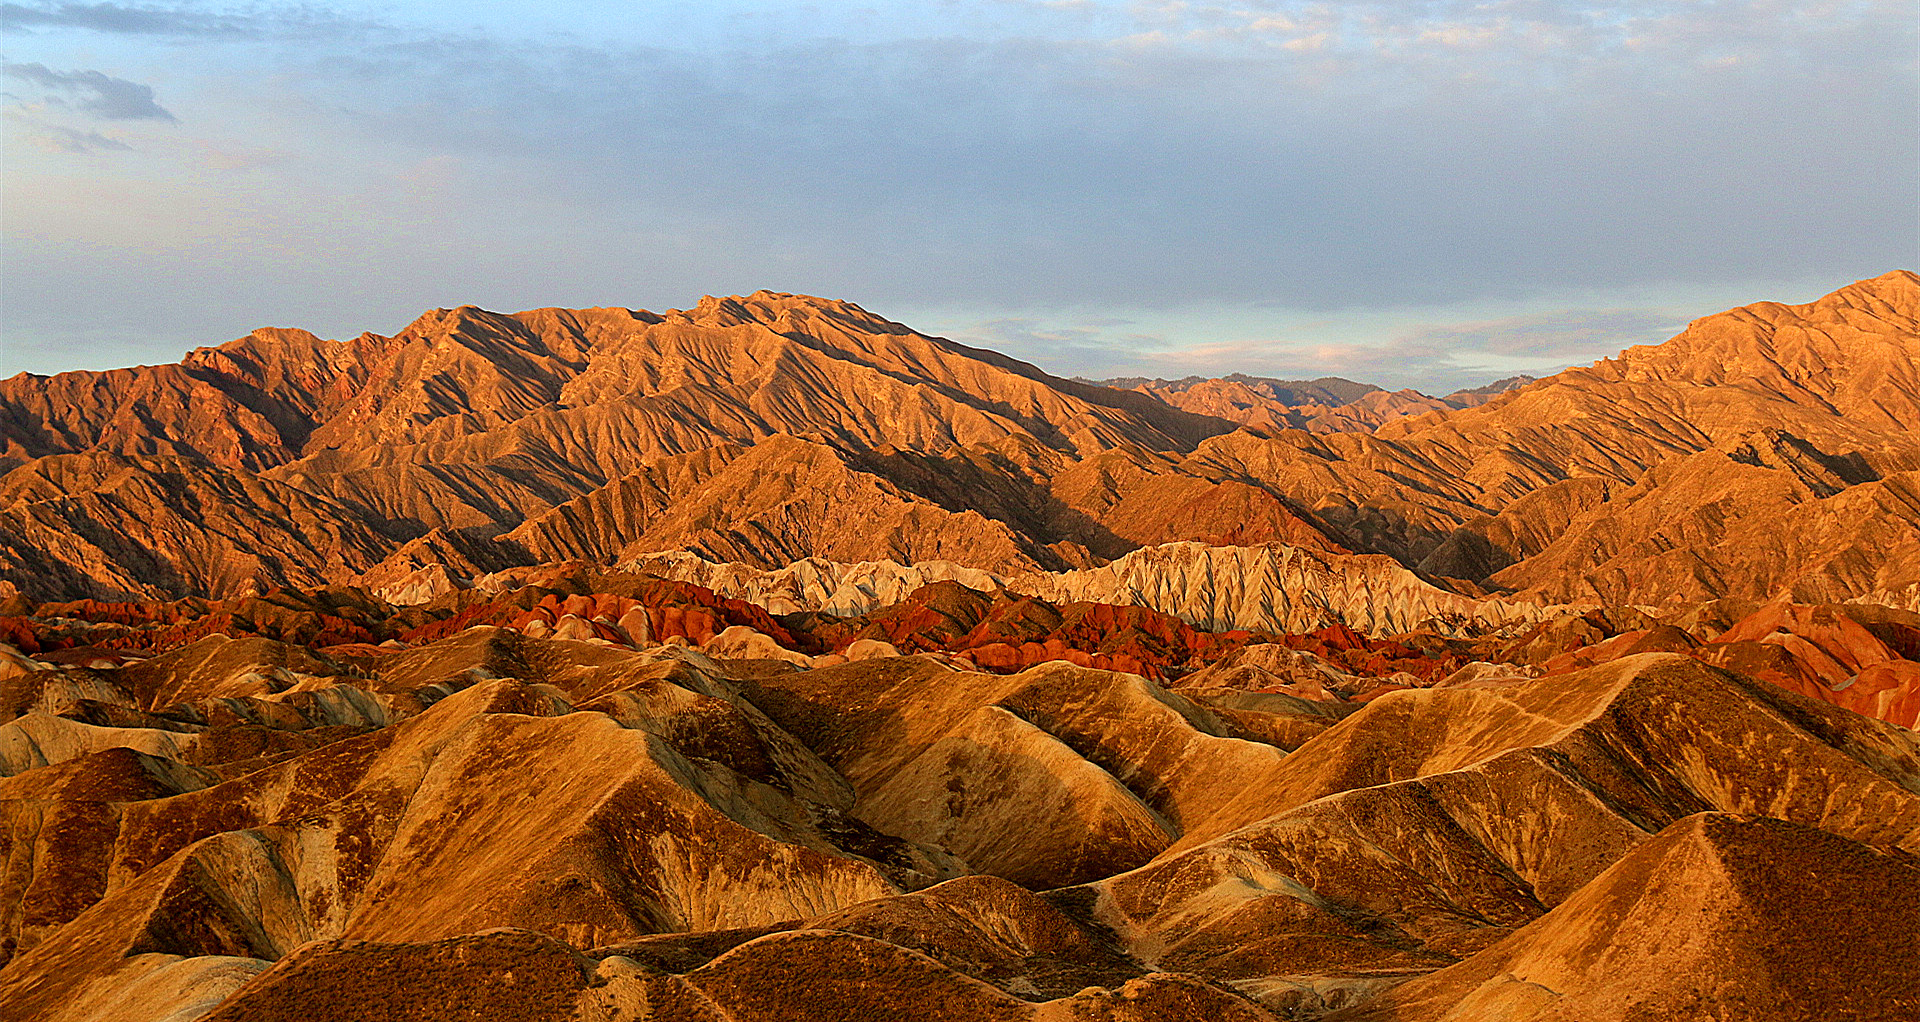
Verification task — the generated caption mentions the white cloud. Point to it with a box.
[0,0,1911,378]
[1397,308,1688,360]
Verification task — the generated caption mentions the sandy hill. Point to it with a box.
[1,605,1916,1019]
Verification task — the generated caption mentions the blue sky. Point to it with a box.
[2,1,1914,391]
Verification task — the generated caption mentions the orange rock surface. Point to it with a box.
[4,274,1920,1019]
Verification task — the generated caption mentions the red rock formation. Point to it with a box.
[1,590,1916,1020]
[4,275,1920,1019]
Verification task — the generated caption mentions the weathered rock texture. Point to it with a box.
[4,274,1920,1020]
[8,273,1917,625]
[0,614,1915,1020]
[0,291,1236,602]
[628,541,1569,640]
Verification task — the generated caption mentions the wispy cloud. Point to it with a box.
[934,301,1696,393]
[1,1,382,41]
[1150,307,1690,388]
[1132,337,1475,389]
[946,316,1173,374]
[4,2,266,36]
[1397,308,1686,360]
[4,62,176,120]
[993,0,1096,11]
[4,111,133,152]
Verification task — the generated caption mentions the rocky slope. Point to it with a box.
[4,272,1920,1018]
[1184,270,1920,603]
[0,292,1237,600]
[1324,812,1919,1020]
[7,273,1917,625]
[1,586,1916,1020]
[627,541,1566,639]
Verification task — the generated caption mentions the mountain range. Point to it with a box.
[1095,372,1535,434]
[2,271,1919,1021]
[6,272,1918,620]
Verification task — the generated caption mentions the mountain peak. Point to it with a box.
[1818,268,1920,318]
[1602,270,1920,410]
[668,290,896,331]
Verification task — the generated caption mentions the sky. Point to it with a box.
[2,1,1914,392]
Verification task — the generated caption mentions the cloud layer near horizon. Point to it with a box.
[2,0,1913,390]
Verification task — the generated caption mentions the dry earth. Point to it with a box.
[3,272,1919,1019]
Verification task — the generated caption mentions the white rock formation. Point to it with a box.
[628,541,1577,638]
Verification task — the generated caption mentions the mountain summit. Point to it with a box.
[2,274,1919,1022]
[2,273,1917,619]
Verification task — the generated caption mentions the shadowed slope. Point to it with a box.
[1326,813,1920,1021]
[0,292,1233,602]
[0,621,1917,1020]
[7,275,1920,622]
[1190,271,1920,600]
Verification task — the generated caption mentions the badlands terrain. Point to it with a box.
[1,271,1918,1020]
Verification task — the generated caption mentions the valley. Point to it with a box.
[3,272,1918,1020]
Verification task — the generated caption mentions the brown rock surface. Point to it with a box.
[1327,813,1920,1021]
[0,603,1915,1019]
[633,540,1565,639]
[2,291,1239,603]
[5,274,1920,1019]
[8,274,1920,633]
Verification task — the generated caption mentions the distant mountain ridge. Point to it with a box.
[1092,372,1538,434]
[1094,374,1383,406]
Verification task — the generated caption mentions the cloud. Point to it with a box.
[2,2,258,36]
[3,109,133,151]
[354,1,1905,314]
[1181,307,1693,390]
[938,313,1495,391]
[936,301,1694,393]
[0,1,381,41]
[1397,308,1686,360]
[1159,308,1693,391]
[190,140,292,170]
[4,63,176,120]
[993,0,1095,10]
[22,122,133,152]
[1138,337,1474,387]
[0,1,1911,379]
[943,316,1174,375]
